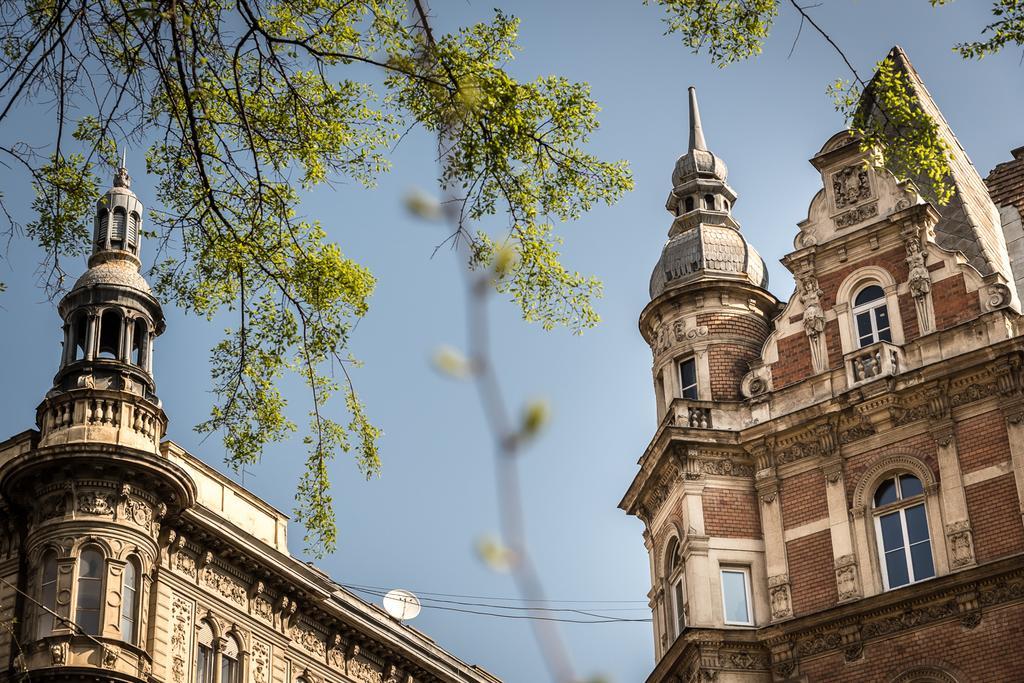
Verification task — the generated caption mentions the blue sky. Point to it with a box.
[1,2,1022,681]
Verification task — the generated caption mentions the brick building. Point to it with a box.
[0,166,499,683]
[620,47,1024,682]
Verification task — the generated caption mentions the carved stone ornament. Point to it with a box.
[348,657,383,683]
[832,164,872,209]
[251,640,271,683]
[50,640,69,666]
[983,283,1011,312]
[170,595,192,683]
[946,520,976,569]
[124,498,153,529]
[201,566,248,607]
[78,490,115,516]
[174,551,197,578]
[102,644,121,669]
[291,623,326,657]
[768,574,792,621]
[696,458,754,478]
[835,201,879,229]
[798,275,826,339]
[835,555,860,601]
[328,635,347,669]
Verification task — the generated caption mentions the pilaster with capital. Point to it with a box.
[928,384,976,570]
[821,456,860,602]
[679,478,714,627]
[755,456,790,622]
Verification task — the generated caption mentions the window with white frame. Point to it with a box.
[76,547,104,635]
[120,557,140,644]
[678,357,698,400]
[874,473,934,589]
[720,567,753,625]
[852,284,892,348]
[665,538,685,639]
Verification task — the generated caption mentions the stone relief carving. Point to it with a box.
[798,275,825,339]
[835,202,878,229]
[349,657,383,683]
[251,640,271,683]
[651,318,708,354]
[201,566,248,607]
[124,498,153,529]
[328,635,347,669]
[253,596,273,622]
[946,520,976,568]
[768,574,792,621]
[78,490,115,516]
[835,555,860,601]
[102,644,120,669]
[174,551,197,578]
[50,640,69,666]
[695,458,753,478]
[950,382,999,408]
[832,164,871,208]
[170,595,192,683]
[291,623,326,657]
[41,494,67,521]
[983,283,1012,312]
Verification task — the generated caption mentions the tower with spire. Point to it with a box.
[622,48,1024,683]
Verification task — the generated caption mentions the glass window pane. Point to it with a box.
[197,646,213,683]
[879,512,905,551]
[874,479,898,507]
[904,505,929,544]
[80,550,103,577]
[673,581,685,634]
[910,540,935,581]
[855,285,885,306]
[78,610,100,636]
[874,305,890,331]
[885,548,910,588]
[721,570,750,623]
[899,474,923,498]
[222,657,237,683]
[856,312,873,340]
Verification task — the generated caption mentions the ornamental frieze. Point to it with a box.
[834,202,878,229]
[251,641,271,683]
[170,594,193,683]
[201,566,248,607]
[291,622,327,657]
[831,164,872,208]
[950,381,999,408]
[693,458,753,478]
[77,490,115,516]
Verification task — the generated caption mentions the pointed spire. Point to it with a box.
[688,86,707,152]
[114,148,132,189]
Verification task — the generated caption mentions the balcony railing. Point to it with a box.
[845,341,903,387]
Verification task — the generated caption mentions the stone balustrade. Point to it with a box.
[38,391,164,451]
[845,340,903,387]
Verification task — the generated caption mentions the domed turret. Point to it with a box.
[39,159,167,452]
[651,87,768,299]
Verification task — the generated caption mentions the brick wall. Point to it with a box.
[772,332,814,389]
[965,474,1024,563]
[825,318,842,370]
[702,488,761,538]
[932,274,981,330]
[787,530,838,616]
[798,603,1024,682]
[695,312,770,339]
[816,247,907,308]
[782,469,828,529]
[898,291,921,341]
[707,342,759,401]
[956,410,1012,474]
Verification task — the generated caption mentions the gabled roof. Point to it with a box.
[861,46,1012,281]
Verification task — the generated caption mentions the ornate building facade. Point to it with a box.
[620,47,1024,682]
[0,168,499,683]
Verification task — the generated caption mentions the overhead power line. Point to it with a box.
[340,581,649,605]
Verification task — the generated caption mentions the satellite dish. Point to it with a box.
[382,589,421,621]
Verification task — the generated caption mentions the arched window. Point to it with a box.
[196,621,215,683]
[37,551,58,638]
[874,473,934,589]
[221,635,240,683]
[131,319,148,366]
[852,284,892,348]
[76,548,104,635]
[684,196,695,213]
[96,209,109,247]
[111,208,127,246]
[127,212,140,251]
[665,538,684,639]
[704,194,715,210]
[120,557,140,644]
[70,311,88,362]
[98,310,122,359]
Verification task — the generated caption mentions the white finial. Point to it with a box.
[688,86,708,153]
[121,148,127,170]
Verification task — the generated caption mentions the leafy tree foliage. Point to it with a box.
[0,0,631,554]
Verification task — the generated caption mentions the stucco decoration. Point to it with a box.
[201,566,247,607]
[251,640,271,683]
[832,164,872,209]
[169,594,193,683]
[946,520,976,568]
[768,574,792,621]
[78,490,115,517]
[291,623,326,658]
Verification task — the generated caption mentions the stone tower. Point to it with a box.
[622,48,1024,683]
[0,164,500,683]
[0,163,194,674]
[633,86,779,654]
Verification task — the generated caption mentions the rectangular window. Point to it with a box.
[679,358,698,400]
[720,567,753,625]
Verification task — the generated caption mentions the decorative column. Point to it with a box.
[85,312,98,360]
[821,455,860,602]
[902,220,935,335]
[679,478,713,627]
[994,355,1024,528]
[927,385,976,570]
[751,441,792,622]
